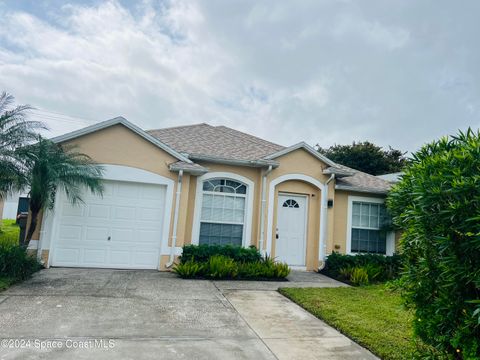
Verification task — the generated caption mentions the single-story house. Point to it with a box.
[25,117,397,271]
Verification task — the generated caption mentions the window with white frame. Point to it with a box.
[351,201,388,254]
[199,179,247,246]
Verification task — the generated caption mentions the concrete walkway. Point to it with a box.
[0,269,376,359]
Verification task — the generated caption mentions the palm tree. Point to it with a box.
[17,136,104,247]
[0,92,45,198]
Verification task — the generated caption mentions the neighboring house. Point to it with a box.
[0,191,29,220]
[30,117,397,271]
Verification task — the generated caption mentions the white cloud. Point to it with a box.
[0,0,479,152]
[332,13,410,50]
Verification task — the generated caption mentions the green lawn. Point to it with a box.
[0,219,20,246]
[279,285,425,360]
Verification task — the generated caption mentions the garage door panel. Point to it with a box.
[133,250,160,266]
[137,229,162,243]
[58,225,82,241]
[109,249,132,266]
[110,228,134,242]
[116,183,139,198]
[113,206,136,220]
[83,248,108,264]
[141,186,165,200]
[53,248,80,265]
[51,179,166,269]
[61,203,85,217]
[85,227,109,241]
[88,204,111,219]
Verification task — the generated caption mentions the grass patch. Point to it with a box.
[279,285,426,360]
[0,219,20,247]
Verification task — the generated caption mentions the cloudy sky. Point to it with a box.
[0,0,479,154]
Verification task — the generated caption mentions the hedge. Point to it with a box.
[180,244,261,264]
[387,129,480,359]
[324,252,403,284]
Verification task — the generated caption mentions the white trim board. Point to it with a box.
[345,195,395,256]
[266,173,327,256]
[191,172,255,247]
[41,164,175,270]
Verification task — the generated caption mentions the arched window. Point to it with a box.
[199,179,247,246]
[282,199,300,208]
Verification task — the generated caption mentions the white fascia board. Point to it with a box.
[50,117,192,164]
[263,142,337,167]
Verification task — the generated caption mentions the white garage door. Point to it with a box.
[51,180,167,269]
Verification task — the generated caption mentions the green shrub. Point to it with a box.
[237,260,290,279]
[325,252,403,283]
[0,244,42,280]
[204,255,238,279]
[172,260,203,278]
[338,265,379,286]
[387,129,480,359]
[174,249,290,280]
[180,244,261,264]
[272,262,290,278]
[350,267,370,286]
[237,261,267,279]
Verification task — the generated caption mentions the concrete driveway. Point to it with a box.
[0,269,377,359]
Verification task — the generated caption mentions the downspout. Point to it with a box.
[259,165,273,255]
[318,174,335,271]
[166,169,183,268]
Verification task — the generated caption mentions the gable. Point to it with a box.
[275,148,330,170]
[268,148,330,183]
[60,124,178,179]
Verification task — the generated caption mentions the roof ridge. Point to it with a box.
[214,125,285,151]
[147,122,211,132]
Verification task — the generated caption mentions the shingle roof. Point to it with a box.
[336,170,392,194]
[147,123,392,194]
[147,123,285,161]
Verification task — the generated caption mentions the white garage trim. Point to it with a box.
[191,172,255,247]
[265,174,326,257]
[40,165,174,270]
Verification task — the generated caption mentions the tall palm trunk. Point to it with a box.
[24,206,40,248]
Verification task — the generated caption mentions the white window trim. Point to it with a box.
[346,195,395,256]
[39,164,175,269]
[191,172,254,247]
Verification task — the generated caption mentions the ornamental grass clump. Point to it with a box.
[174,245,290,280]
[387,129,480,359]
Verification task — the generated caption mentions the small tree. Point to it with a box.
[0,92,45,198]
[17,136,104,247]
[387,129,480,359]
[317,141,407,175]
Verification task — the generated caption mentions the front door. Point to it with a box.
[275,194,307,266]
